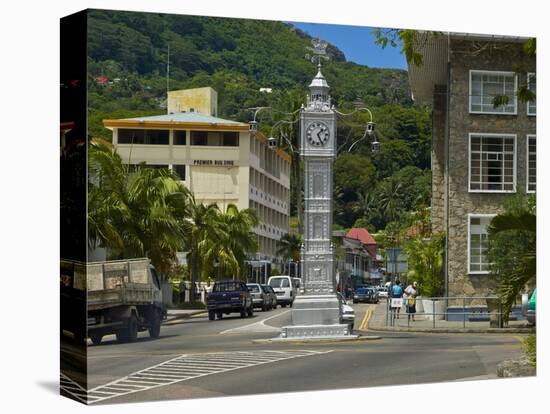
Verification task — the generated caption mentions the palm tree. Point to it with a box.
[218,204,259,278]
[276,233,302,273]
[88,141,190,273]
[488,212,536,323]
[404,232,445,297]
[183,200,222,303]
[377,178,404,224]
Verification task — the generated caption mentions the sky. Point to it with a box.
[289,21,407,70]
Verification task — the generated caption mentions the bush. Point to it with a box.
[524,330,536,367]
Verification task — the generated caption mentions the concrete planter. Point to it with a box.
[422,299,445,320]
[415,297,424,313]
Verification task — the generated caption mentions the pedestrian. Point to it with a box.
[405,281,418,321]
[391,279,403,319]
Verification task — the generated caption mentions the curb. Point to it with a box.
[367,323,532,334]
[165,310,206,322]
[252,335,381,344]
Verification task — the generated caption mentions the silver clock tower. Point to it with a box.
[281,41,351,338]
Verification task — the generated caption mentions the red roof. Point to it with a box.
[345,228,376,245]
[345,228,377,258]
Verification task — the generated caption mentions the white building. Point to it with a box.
[103,87,291,262]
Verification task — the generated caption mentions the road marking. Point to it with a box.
[84,349,332,404]
[60,372,88,404]
[358,305,374,331]
[220,310,291,334]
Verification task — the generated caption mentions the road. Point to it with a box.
[61,304,526,404]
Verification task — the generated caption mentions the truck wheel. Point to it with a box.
[281,303,287,308]
[90,333,103,345]
[127,314,138,342]
[208,310,215,321]
[247,305,254,317]
[148,310,161,338]
[216,312,223,319]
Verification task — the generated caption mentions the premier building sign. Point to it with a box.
[193,160,236,166]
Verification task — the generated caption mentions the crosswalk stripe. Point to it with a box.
[78,349,332,404]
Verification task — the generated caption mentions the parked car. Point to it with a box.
[261,284,277,310]
[206,280,253,320]
[522,288,536,325]
[337,292,355,332]
[377,287,389,299]
[247,283,271,311]
[353,287,379,304]
[267,275,297,307]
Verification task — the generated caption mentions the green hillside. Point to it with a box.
[87,9,431,231]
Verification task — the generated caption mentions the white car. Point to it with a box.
[337,292,355,332]
[377,289,388,299]
[267,275,296,307]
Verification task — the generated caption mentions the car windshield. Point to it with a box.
[247,284,260,293]
[356,288,370,294]
[269,277,290,288]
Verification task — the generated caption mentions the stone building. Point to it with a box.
[408,33,536,297]
[103,87,291,265]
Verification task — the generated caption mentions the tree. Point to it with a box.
[183,200,223,303]
[88,141,190,273]
[488,192,536,324]
[405,232,445,297]
[276,233,302,263]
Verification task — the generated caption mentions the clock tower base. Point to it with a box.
[280,295,351,338]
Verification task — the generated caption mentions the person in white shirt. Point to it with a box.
[405,282,418,321]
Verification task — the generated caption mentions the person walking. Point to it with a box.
[405,281,418,321]
[391,279,403,320]
[179,279,187,304]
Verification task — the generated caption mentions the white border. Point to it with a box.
[469,70,518,115]
[468,132,517,193]
[527,72,537,116]
[467,213,497,275]
[527,134,536,193]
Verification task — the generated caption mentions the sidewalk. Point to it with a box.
[367,301,533,334]
[165,308,207,323]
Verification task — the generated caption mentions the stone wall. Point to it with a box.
[445,39,536,297]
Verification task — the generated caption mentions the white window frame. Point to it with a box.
[526,134,536,193]
[527,72,536,116]
[467,214,496,275]
[468,133,517,193]
[469,70,518,115]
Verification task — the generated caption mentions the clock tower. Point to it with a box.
[281,52,351,338]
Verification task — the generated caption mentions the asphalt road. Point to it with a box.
[61,304,526,405]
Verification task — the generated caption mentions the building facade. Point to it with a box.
[103,87,291,263]
[408,34,536,297]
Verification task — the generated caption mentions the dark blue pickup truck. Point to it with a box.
[206,280,254,320]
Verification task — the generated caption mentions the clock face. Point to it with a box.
[306,121,330,147]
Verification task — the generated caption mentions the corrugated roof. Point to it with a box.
[345,228,376,245]
[122,112,246,125]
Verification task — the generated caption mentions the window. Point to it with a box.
[527,135,536,193]
[172,164,186,181]
[118,129,169,145]
[527,73,536,116]
[222,132,239,147]
[190,131,239,146]
[468,215,495,274]
[470,70,517,114]
[469,134,516,192]
[174,130,186,145]
[191,131,207,146]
